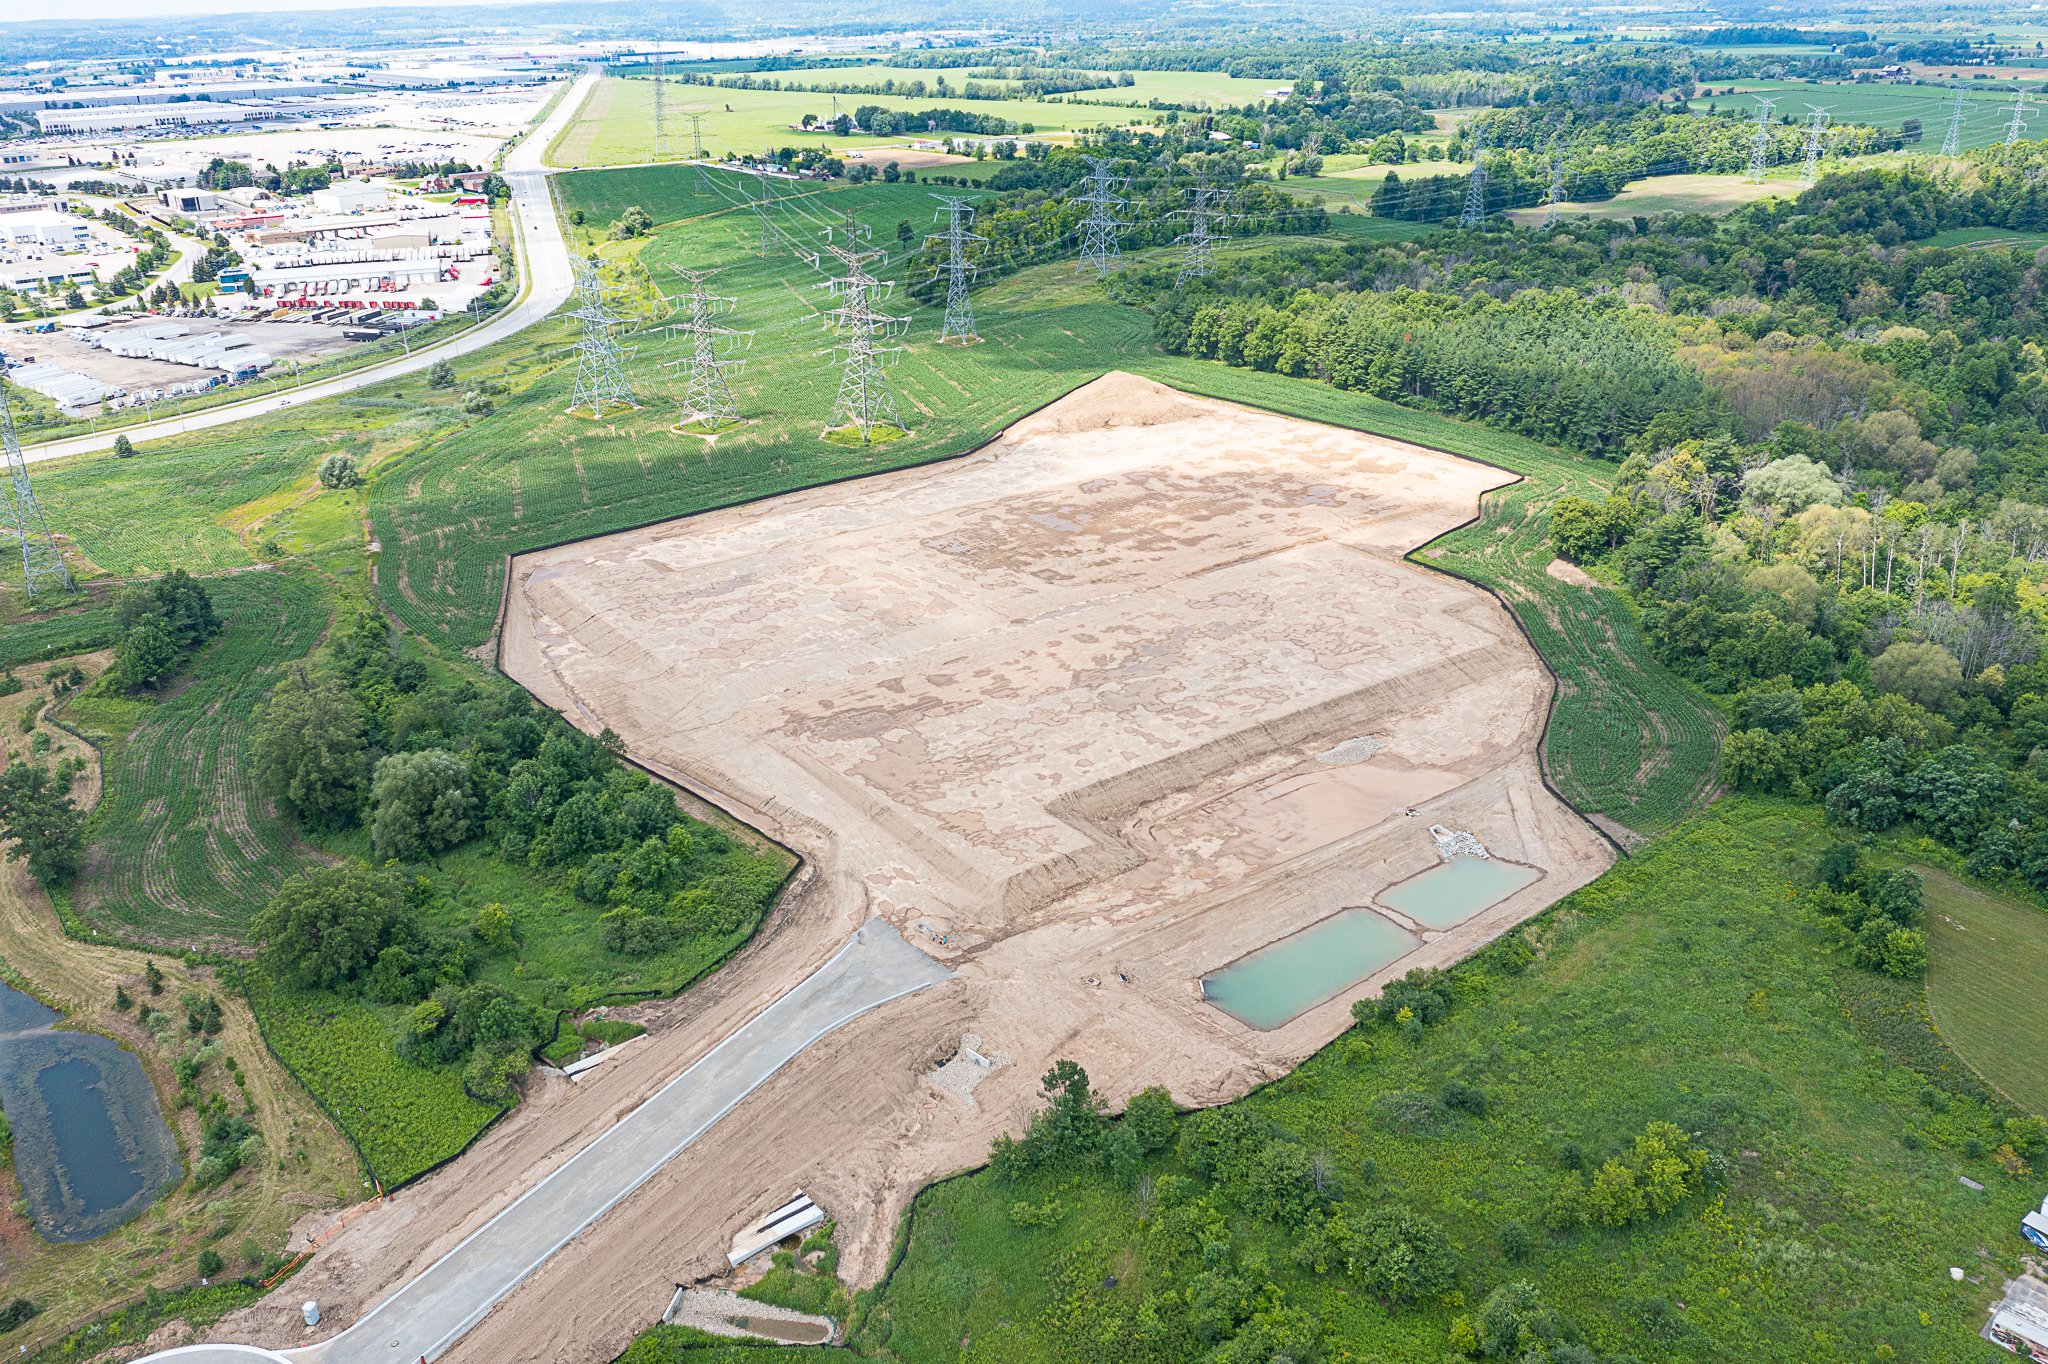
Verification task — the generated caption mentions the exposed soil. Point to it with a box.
[196,373,1615,1364]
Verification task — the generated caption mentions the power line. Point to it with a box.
[1942,86,1968,157]
[927,194,985,345]
[1459,127,1489,228]
[1746,97,1778,183]
[1173,171,1226,283]
[0,377,71,601]
[1800,105,1833,185]
[1075,155,1126,278]
[663,265,751,431]
[566,258,637,420]
[818,211,908,443]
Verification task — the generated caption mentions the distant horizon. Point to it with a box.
[3,0,560,22]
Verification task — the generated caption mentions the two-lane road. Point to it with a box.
[17,68,596,465]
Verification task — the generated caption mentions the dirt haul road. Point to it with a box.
[194,373,1613,1364]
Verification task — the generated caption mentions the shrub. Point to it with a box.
[113,434,135,458]
[196,1249,223,1277]
[316,452,362,489]
[427,359,456,389]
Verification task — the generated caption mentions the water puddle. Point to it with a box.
[1378,857,1541,930]
[1201,910,1418,1030]
[0,979,182,1242]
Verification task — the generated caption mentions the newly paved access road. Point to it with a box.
[136,920,950,1364]
[17,68,596,465]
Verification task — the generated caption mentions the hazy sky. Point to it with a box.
[14,0,521,20]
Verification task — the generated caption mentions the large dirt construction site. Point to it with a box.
[202,374,1613,1364]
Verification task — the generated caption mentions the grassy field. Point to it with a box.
[60,569,331,946]
[708,63,1290,112]
[1712,80,2025,150]
[552,76,1147,169]
[1504,171,1794,225]
[1925,867,2048,1116]
[849,799,2036,1363]
[1922,225,2048,251]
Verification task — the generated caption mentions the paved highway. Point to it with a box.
[17,69,596,465]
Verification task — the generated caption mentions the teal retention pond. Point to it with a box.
[1202,910,1418,1030]
[0,978,182,1243]
[1378,856,1542,930]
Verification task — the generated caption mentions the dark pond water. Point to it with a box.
[0,978,182,1242]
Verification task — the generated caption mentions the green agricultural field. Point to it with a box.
[0,598,120,669]
[1710,80,2025,150]
[1924,868,2048,1116]
[60,569,331,945]
[550,75,1146,169]
[1921,225,2048,251]
[849,799,2037,1363]
[710,62,1290,112]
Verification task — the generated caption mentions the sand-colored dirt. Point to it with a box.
[201,374,1613,1364]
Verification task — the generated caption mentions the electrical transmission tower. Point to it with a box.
[1941,86,1968,157]
[1799,105,1832,184]
[1745,97,1777,183]
[567,258,637,419]
[927,195,985,344]
[0,378,71,600]
[754,172,774,258]
[682,111,706,158]
[663,266,750,431]
[819,214,908,443]
[1458,129,1488,228]
[1542,154,1566,230]
[1075,156,1126,278]
[651,53,669,161]
[2007,91,2031,147]
[1173,172,1226,284]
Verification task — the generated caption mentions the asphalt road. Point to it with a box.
[16,69,596,466]
[129,920,949,1364]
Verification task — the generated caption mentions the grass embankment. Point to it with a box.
[1924,866,2048,1116]
[0,660,357,1360]
[848,799,2036,1363]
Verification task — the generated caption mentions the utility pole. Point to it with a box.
[566,258,637,419]
[1799,105,1832,185]
[663,266,750,431]
[1458,127,1488,228]
[818,213,908,443]
[2007,90,2031,147]
[1941,85,1968,157]
[651,52,668,161]
[1075,155,1126,278]
[1173,171,1225,284]
[1542,154,1565,230]
[1746,96,1777,183]
[926,194,985,345]
[0,377,72,600]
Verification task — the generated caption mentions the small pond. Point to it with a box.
[1201,910,1418,1030]
[1378,856,1542,930]
[0,978,182,1243]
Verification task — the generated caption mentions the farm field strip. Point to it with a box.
[1924,867,2048,1117]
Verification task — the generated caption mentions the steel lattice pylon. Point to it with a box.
[1173,172,1226,284]
[0,378,72,600]
[663,266,750,431]
[1746,96,1777,183]
[567,258,638,419]
[651,52,669,161]
[1542,153,1565,230]
[1075,156,1126,278]
[2008,91,2032,147]
[1941,86,1968,158]
[1799,105,1832,185]
[1459,129,1489,228]
[927,194,985,345]
[818,213,907,444]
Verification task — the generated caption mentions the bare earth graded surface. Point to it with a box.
[185,374,1612,1364]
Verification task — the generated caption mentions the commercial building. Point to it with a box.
[0,212,90,249]
[309,182,387,214]
[35,102,266,136]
